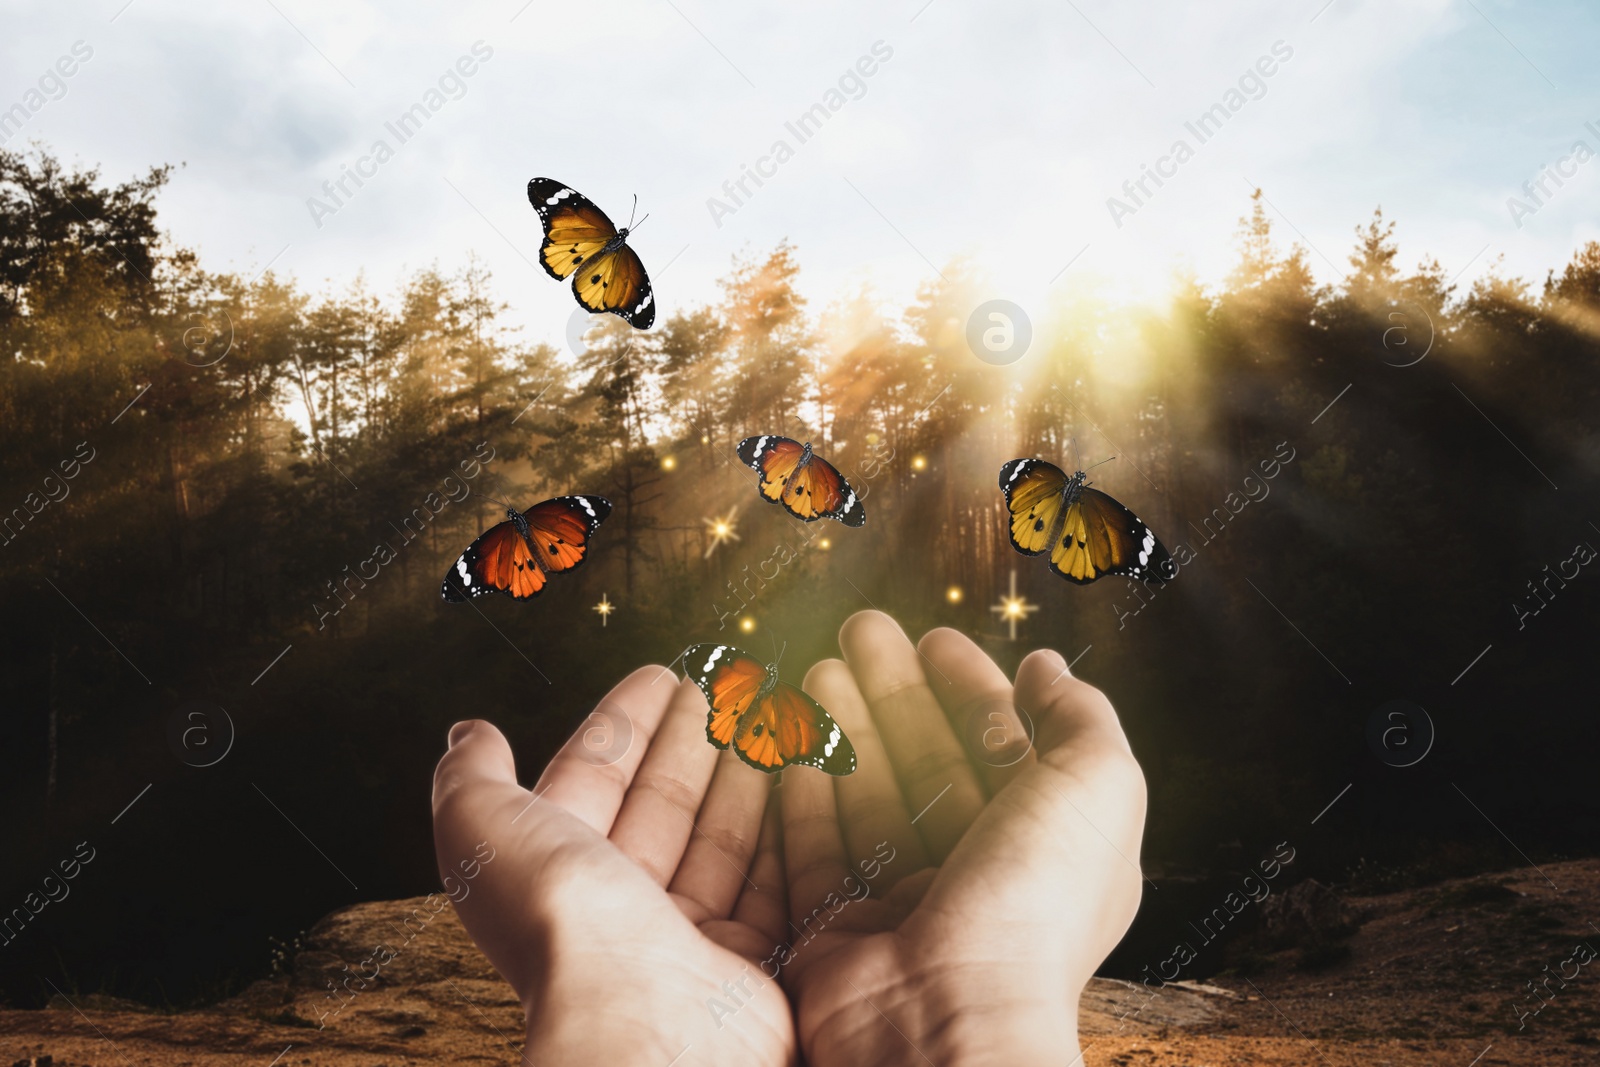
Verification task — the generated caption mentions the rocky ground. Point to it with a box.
[4,859,1597,1066]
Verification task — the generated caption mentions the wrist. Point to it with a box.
[525,934,794,1067]
[908,1003,1076,1067]
[802,967,1078,1067]
[525,1009,683,1064]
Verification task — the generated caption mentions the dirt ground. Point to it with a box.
[4,859,1597,1066]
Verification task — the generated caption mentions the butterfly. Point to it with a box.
[998,459,1176,584]
[440,496,611,602]
[527,177,655,328]
[736,435,866,527]
[682,643,856,775]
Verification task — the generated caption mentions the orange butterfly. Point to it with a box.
[440,496,610,601]
[736,435,865,526]
[682,643,856,775]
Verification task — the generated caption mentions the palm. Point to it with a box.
[433,666,798,1066]
[775,613,1147,1066]
[433,616,1147,1066]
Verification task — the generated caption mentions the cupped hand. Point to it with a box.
[777,611,1149,1067]
[432,666,798,1066]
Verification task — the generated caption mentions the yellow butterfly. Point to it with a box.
[999,458,1176,584]
[526,177,655,328]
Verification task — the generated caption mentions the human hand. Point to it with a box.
[432,666,798,1066]
[777,611,1149,1066]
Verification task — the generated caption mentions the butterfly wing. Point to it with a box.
[737,436,864,526]
[439,496,611,602]
[527,178,656,328]
[734,682,856,775]
[522,495,612,574]
[1049,486,1176,584]
[571,243,655,328]
[737,436,807,504]
[783,453,866,527]
[999,458,1070,556]
[683,644,770,749]
[440,520,547,601]
[527,178,618,283]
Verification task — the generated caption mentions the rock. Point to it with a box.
[45,991,149,1013]
[1260,879,1361,946]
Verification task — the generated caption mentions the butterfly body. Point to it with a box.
[683,643,856,775]
[527,177,655,328]
[440,495,611,602]
[999,458,1174,584]
[736,435,866,527]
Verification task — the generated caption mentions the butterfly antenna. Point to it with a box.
[629,211,650,233]
[1081,455,1117,485]
[627,194,638,230]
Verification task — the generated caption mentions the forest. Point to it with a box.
[1,145,1596,1007]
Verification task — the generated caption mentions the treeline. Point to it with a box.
[2,146,1597,1006]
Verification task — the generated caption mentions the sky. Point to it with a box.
[3,0,1598,349]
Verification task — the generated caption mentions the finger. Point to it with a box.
[432,719,528,850]
[1015,648,1148,892]
[780,763,851,929]
[728,781,789,951]
[838,610,985,863]
[1013,649,1137,767]
[667,748,773,921]
[917,627,1038,796]
[609,677,722,886]
[802,658,928,894]
[431,719,556,991]
[532,664,677,835]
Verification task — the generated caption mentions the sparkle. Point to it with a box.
[817,537,832,550]
[702,506,741,558]
[989,569,1038,641]
[911,454,928,471]
[661,455,677,471]
[946,585,963,603]
[739,616,757,634]
[593,593,615,626]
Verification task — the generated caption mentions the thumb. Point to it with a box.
[433,718,520,811]
[1013,650,1133,762]
[433,719,528,884]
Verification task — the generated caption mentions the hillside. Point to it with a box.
[5,860,1597,1066]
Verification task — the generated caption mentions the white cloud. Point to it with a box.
[3,0,1595,343]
